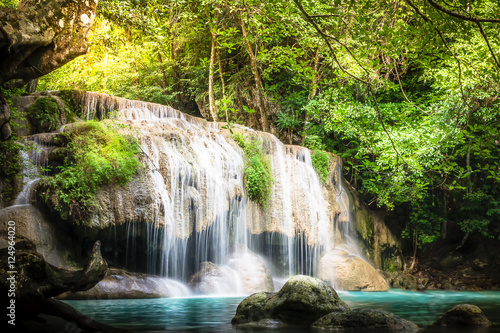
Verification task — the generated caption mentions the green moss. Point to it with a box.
[57,90,84,120]
[311,150,330,184]
[39,120,141,225]
[0,87,24,203]
[233,132,274,207]
[27,96,61,132]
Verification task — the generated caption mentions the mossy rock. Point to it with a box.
[27,96,63,133]
[232,275,349,326]
[312,308,419,331]
[433,304,492,327]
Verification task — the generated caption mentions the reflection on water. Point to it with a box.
[64,290,500,332]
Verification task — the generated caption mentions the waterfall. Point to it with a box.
[76,92,371,293]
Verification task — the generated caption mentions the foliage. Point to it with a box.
[0,0,18,9]
[402,200,444,250]
[33,0,500,246]
[0,87,24,203]
[232,132,274,207]
[310,150,330,184]
[27,96,60,133]
[40,120,141,224]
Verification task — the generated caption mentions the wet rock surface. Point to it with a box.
[312,308,419,331]
[232,275,350,326]
[58,269,189,299]
[433,304,492,327]
[319,249,390,291]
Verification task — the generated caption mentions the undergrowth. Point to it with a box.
[39,120,141,224]
[233,132,274,208]
[311,150,330,184]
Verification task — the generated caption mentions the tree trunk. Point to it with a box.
[208,26,218,122]
[217,44,228,122]
[409,230,418,271]
[0,240,116,331]
[157,52,168,90]
[302,46,321,145]
[239,15,269,132]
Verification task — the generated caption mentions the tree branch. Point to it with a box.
[293,0,404,166]
[426,0,500,23]
[475,21,500,71]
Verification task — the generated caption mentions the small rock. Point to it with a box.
[433,304,492,327]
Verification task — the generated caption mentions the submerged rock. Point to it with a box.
[319,249,389,291]
[433,304,492,327]
[232,275,349,326]
[312,308,419,331]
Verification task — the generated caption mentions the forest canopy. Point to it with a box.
[5,0,500,247]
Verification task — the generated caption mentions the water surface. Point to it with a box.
[64,290,500,332]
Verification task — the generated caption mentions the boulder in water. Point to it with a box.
[58,269,190,299]
[188,261,239,294]
[433,304,492,327]
[227,244,274,293]
[232,275,349,326]
[312,308,419,331]
[319,249,389,291]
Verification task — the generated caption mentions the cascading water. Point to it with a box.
[68,92,380,294]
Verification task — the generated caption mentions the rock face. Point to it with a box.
[312,309,419,331]
[439,251,464,270]
[351,196,404,271]
[382,271,420,290]
[319,249,389,291]
[433,304,492,327]
[59,269,190,299]
[232,275,350,326]
[0,205,80,268]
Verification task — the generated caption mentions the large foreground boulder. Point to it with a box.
[312,308,419,331]
[319,249,389,291]
[433,304,492,327]
[232,275,350,326]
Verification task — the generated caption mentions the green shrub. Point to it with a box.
[40,120,141,224]
[27,96,61,132]
[233,132,274,207]
[311,150,330,184]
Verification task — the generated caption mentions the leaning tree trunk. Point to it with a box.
[0,0,98,140]
[0,240,124,332]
